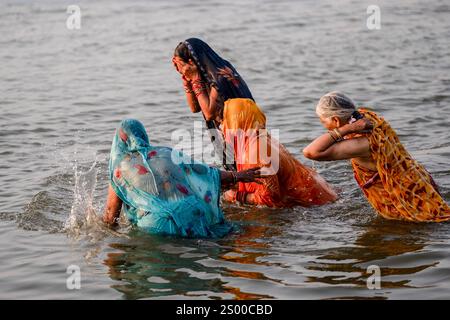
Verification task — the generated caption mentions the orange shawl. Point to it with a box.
[222,98,337,208]
[352,109,450,222]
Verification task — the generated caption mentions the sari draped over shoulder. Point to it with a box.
[109,119,232,237]
[222,98,337,208]
[351,109,450,222]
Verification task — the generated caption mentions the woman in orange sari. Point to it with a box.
[303,91,450,222]
[222,98,337,207]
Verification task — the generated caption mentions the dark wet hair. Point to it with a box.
[174,38,254,103]
[174,42,192,62]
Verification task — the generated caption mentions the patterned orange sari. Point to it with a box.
[222,98,337,208]
[352,109,450,222]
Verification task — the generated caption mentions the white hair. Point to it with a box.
[316,91,356,120]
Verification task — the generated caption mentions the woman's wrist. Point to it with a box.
[191,78,207,97]
[231,171,238,185]
[337,124,353,136]
[182,74,191,84]
[184,87,194,94]
[223,171,237,185]
[183,77,194,94]
[328,128,344,142]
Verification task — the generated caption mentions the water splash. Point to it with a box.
[63,144,130,240]
[64,153,101,236]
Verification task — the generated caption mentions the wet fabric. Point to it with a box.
[351,109,450,222]
[109,119,232,237]
[222,98,338,208]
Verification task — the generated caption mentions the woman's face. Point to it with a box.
[318,114,345,130]
[172,56,197,77]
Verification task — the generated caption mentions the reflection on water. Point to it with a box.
[100,209,449,300]
[103,207,282,300]
[307,219,433,293]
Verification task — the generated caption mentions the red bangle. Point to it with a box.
[192,83,205,90]
[184,85,194,94]
[191,78,204,86]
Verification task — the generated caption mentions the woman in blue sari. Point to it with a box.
[103,119,262,238]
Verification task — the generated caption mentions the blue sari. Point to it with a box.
[109,119,232,238]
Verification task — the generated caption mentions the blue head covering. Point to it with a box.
[183,38,254,103]
[109,119,232,238]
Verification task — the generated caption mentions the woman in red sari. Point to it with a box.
[222,98,337,207]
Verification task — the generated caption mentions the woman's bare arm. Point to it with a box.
[186,91,201,113]
[182,76,201,113]
[103,184,122,226]
[303,136,371,161]
[174,59,221,120]
[303,119,373,161]
[220,167,263,187]
[195,85,222,121]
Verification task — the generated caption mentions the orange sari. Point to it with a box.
[222,98,337,208]
[352,109,450,222]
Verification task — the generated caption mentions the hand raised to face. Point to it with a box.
[172,56,200,81]
[172,56,182,73]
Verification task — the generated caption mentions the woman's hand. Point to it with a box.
[182,75,190,86]
[183,61,200,81]
[172,56,200,81]
[236,167,264,183]
[172,57,182,74]
[348,118,373,134]
[339,118,373,137]
[220,167,264,188]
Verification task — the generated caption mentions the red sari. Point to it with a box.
[222,98,337,207]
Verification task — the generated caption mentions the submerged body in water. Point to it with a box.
[103,119,263,237]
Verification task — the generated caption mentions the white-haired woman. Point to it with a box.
[303,91,450,222]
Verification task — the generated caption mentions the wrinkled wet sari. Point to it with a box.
[352,109,450,222]
[222,98,338,208]
[109,119,232,237]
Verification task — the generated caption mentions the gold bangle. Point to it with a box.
[328,130,338,142]
[333,128,344,141]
